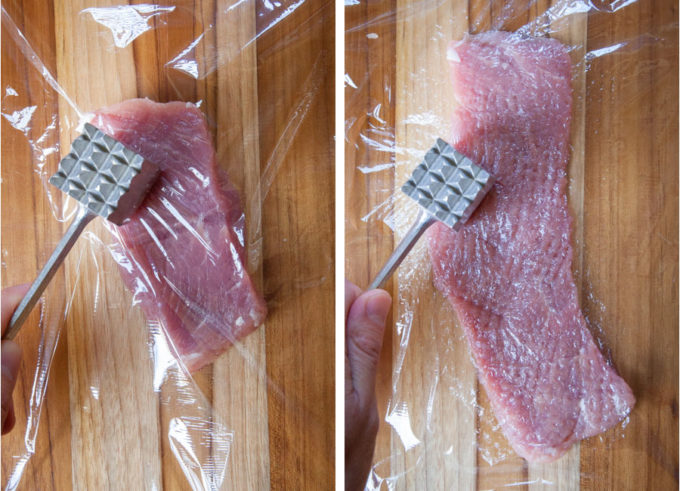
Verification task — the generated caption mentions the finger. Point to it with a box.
[345,279,362,317]
[2,399,15,434]
[1,341,22,431]
[345,280,363,400]
[2,283,31,334]
[346,289,392,403]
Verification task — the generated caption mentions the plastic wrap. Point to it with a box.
[2,1,332,489]
[346,0,676,489]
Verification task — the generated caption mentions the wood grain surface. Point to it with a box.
[346,0,678,489]
[1,0,334,489]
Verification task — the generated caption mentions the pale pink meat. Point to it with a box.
[92,99,267,373]
[428,32,634,462]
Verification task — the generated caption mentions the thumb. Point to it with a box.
[346,289,392,404]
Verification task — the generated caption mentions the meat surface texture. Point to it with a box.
[428,32,634,462]
[93,99,267,373]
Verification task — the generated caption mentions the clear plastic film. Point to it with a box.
[346,0,676,489]
[2,1,332,489]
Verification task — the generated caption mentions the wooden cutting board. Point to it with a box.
[346,0,678,489]
[1,0,334,489]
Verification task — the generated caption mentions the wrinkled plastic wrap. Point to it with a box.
[2,1,330,489]
[346,0,675,488]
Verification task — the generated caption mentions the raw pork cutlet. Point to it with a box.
[92,99,267,373]
[428,32,634,462]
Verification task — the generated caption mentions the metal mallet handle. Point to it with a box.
[369,211,435,290]
[4,207,95,340]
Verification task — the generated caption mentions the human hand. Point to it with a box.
[2,284,29,435]
[345,280,392,491]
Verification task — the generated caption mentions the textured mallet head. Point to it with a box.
[402,138,495,230]
[49,123,159,225]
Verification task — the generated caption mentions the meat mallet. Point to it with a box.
[369,138,495,290]
[3,123,159,340]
